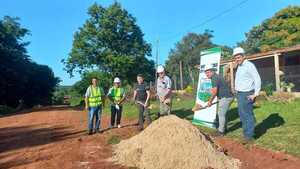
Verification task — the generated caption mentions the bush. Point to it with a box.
[69,96,84,107]
[262,83,274,96]
[184,85,194,94]
[0,105,15,115]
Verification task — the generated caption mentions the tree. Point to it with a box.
[165,30,231,89]
[166,31,215,89]
[52,86,71,105]
[239,6,300,54]
[63,2,155,84]
[0,16,60,108]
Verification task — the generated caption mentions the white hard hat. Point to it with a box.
[233,47,245,56]
[204,64,216,72]
[114,77,121,83]
[156,65,165,73]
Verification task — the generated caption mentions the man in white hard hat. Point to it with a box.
[204,65,233,136]
[107,77,126,128]
[233,47,261,144]
[156,65,172,117]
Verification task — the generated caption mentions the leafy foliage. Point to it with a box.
[239,6,300,54]
[63,2,155,84]
[165,30,232,89]
[0,16,60,107]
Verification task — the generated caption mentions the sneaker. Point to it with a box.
[117,124,121,128]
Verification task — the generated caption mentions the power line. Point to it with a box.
[155,0,250,44]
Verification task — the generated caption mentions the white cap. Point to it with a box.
[204,64,216,72]
[233,47,245,56]
[114,77,121,83]
[157,65,165,73]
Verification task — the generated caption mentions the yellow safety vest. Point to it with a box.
[88,86,102,107]
[111,87,124,101]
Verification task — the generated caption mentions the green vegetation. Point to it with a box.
[107,135,121,145]
[0,16,60,108]
[52,86,71,105]
[63,2,155,84]
[165,31,233,89]
[226,100,300,157]
[171,98,300,157]
[239,6,300,54]
[0,105,15,116]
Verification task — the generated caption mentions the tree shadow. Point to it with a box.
[254,113,285,139]
[172,109,194,121]
[0,105,82,118]
[226,107,241,133]
[226,106,260,133]
[0,125,85,154]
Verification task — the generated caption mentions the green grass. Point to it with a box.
[226,99,300,157]
[102,100,161,120]
[101,96,300,157]
[172,98,300,157]
[107,135,121,145]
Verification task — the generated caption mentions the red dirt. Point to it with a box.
[0,107,299,169]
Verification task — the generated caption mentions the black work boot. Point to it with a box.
[88,129,93,135]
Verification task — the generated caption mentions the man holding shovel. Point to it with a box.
[107,77,126,129]
[156,65,172,117]
[132,74,151,131]
[192,65,233,136]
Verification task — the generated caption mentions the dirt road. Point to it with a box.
[0,107,299,169]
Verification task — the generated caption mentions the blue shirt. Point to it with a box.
[235,60,261,96]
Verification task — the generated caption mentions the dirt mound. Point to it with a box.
[113,115,241,169]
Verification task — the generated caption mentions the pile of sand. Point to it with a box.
[112,115,241,169]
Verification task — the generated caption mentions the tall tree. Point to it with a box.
[166,30,215,88]
[165,30,231,89]
[63,2,154,84]
[239,6,300,54]
[0,16,59,107]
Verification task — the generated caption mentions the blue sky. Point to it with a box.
[1,0,299,85]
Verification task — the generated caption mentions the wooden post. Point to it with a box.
[230,62,235,94]
[174,75,177,91]
[179,61,183,90]
[274,53,281,91]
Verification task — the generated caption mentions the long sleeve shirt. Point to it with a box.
[235,60,261,96]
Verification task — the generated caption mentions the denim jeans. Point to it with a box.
[111,105,123,126]
[137,104,152,128]
[217,97,234,133]
[88,106,102,130]
[237,91,256,139]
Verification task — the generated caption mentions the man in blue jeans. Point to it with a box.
[233,47,261,144]
[85,77,105,135]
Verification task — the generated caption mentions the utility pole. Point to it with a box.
[179,60,183,90]
[155,38,159,90]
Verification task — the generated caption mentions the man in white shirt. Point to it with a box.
[156,65,172,117]
[233,47,261,143]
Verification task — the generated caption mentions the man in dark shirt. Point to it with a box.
[205,65,234,136]
[132,74,151,131]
